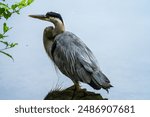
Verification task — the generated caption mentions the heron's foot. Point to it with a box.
[71,83,80,100]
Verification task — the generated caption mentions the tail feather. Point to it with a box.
[89,72,113,92]
[89,79,101,90]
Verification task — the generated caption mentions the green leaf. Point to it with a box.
[0,2,9,9]
[0,33,7,39]
[3,10,12,19]
[0,33,4,39]
[21,0,26,4]
[0,40,9,47]
[3,23,9,33]
[18,0,26,9]
[9,43,18,48]
[11,4,18,10]
[0,50,14,61]
[27,0,34,5]
[0,8,5,15]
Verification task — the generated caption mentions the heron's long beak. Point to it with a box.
[29,14,48,21]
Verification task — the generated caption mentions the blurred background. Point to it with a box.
[0,0,150,99]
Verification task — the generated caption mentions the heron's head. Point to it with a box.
[29,12,64,25]
[29,12,65,35]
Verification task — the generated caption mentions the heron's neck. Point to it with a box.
[53,22,65,37]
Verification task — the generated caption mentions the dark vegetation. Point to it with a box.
[44,85,107,100]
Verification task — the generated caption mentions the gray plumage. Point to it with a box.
[44,29,112,91]
[29,12,112,92]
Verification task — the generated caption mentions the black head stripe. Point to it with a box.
[46,12,64,23]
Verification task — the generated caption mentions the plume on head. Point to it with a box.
[46,12,64,24]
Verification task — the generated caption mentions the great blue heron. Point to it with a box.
[29,12,112,93]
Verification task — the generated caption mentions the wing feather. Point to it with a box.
[52,31,111,89]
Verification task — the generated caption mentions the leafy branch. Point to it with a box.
[0,0,34,60]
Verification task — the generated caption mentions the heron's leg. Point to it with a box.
[71,82,80,100]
